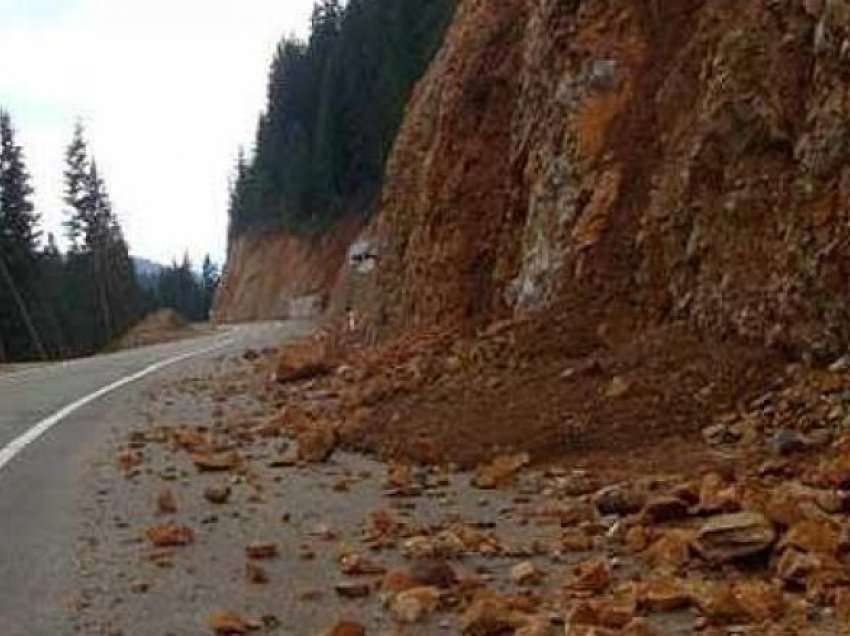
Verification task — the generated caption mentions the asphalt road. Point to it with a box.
[0,321,313,635]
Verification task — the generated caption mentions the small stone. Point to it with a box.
[296,425,337,463]
[770,429,806,456]
[645,530,693,570]
[145,523,193,547]
[334,581,372,599]
[207,610,256,635]
[829,354,850,373]
[191,451,240,472]
[641,497,690,524]
[472,453,530,489]
[637,579,692,612]
[510,561,543,586]
[129,580,150,594]
[204,484,232,504]
[568,558,611,593]
[606,376,630,398]
[410,559,456,588]
[593,485,646,516]
[459,595,517,635]
[322,621,366,636]
[156,488,177,515]
[246,562,269,584]
[391,586,440,623]
[245,542,278,560]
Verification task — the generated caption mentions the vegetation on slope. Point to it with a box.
[227,0,455,238]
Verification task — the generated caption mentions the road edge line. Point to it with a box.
[0,337,234,472]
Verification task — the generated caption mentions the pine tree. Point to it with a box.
[201,254,219,318]
[63,121,89,250]
[228,0,455,237]
[0,109,46,360]
[0,110,41,260]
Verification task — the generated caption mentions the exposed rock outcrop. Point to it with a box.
[355,0,850,358]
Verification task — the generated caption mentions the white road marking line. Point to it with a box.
[0,337,234,472]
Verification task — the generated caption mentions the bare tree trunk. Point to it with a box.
[0,331,7,363]
[0,254,48,361]
[93,250,113,341]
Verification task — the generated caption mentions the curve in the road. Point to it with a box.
[0,336,234,472]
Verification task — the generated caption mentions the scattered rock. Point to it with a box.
[245,542,278,560]
[245,561,269,584]
[568,558,611,593]
[510,561,543,586]
[207,610,259,635]
[828,355,850,373]
[322,621,366,636]
[641,496,690,524]
[593,485,646,516]
[692,512,775,562]
[191,451,240,472]
[391,586,440,623]
[335,581,372,599]
[605,376,631,399]
[145,523,194,547]
[645,530,693,570]
[204,484,232,504]
[636,579,692,612]
[472,453,530,489]
[275,341,333,384]
[156,488,177,515]
[410,558,456,588]
[460,594,521,635]
[770,429,807,456]
[340,553,387,576]
[296,425,337,463]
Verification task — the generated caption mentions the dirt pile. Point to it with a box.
[109,308,201,351]
[259,309,784,469]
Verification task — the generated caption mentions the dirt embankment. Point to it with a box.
[109,309,208,351]
[213,217,363,323]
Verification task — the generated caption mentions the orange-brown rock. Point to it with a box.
[296,424,337,463]
[694,581,786,625]
[206,610,259,635]
[145,523,194,547]
[641,497,690,524]
[460,593,526,636]
[636,579,692,613]
[245,561,269,584]
[779,520,843,556]
[382,569,418,594]
[568,558,612,594]
[245,542,278,560]
[191,450,240,472]
[645,530,693,570]
[472,453,530,489]
[692,512,775,562]
[156,488,177,515]
[323,622,366,636]
[275,343,333,384]
[391,586,440,623]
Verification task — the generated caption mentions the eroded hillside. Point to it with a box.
[363,0,850,358]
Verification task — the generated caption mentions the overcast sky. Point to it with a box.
[0,0,315,266]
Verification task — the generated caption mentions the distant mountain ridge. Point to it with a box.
[132,256,164,290]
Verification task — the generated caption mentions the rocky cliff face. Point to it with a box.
[220,0,850,359]
[358,0,850,358]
